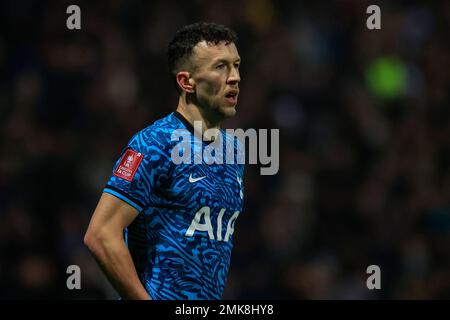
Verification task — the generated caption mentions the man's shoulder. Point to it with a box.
[129,112,181,152]
[135,112,181,141]
[223,129,245,152]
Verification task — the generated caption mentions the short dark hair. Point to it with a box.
[167,22,238,92]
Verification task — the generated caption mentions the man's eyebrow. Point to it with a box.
[214,58,241,64]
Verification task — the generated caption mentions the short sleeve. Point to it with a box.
[103,131,168,212]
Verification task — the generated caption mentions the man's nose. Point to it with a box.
[228,67,240,84]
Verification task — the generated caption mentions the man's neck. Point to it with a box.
[175,97,222,134]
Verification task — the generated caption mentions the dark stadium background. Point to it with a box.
[0,0,449,299]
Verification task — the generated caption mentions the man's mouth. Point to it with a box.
[225,90,239,105]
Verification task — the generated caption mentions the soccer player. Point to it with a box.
[84,22,244,300]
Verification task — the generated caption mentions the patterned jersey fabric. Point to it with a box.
[103,112,244,299]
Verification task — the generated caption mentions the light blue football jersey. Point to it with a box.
[103,112,244,300]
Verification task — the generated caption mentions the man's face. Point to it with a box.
[189,41,241,119]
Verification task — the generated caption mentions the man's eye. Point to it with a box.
[216,64,226,69]
[234,63,240,69]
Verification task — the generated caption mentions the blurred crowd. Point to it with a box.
[0,0,449,299]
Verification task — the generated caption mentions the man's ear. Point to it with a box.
[176,71,195,93]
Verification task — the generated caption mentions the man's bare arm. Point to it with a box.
[84,192,151,300]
